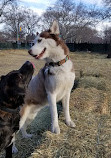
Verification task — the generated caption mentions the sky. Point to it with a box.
[19,0,104,16]
[19,0,54,15]
[17,0,108,32]
[0,0,109,32]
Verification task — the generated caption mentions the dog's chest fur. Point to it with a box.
[45,62,74,95]
[26,60,75,105]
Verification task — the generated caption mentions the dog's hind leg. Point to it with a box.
[20,120,34,138]
[20,104,41,138]
[62,92,76,128]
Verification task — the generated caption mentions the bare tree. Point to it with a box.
[67,27,102,43]
[102,0,111,57]
[103,0,111,7]
[22,9,40,36]
[41,0,100,42]
[103,26,111,58]
[3,4,40,42]
[0,0,16,17]
[104,27,111,42]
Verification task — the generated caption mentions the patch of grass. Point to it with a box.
[0,49,44,76]
[0,50,111,158]
[79,69,103,78]
[78,76,110,91]
[70,88,110,114]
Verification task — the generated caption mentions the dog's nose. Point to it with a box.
[25,61,31,65]
[28,49,32,55]
[25,61,35,69]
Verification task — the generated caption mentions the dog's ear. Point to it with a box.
[50,20,60,35]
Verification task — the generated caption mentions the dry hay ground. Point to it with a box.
[0,50,111,158]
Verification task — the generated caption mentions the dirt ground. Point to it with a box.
[0,49,111,158]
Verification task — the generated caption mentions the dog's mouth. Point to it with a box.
[34,47,46,59]
[28,47,46,59]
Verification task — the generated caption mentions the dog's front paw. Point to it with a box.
[12,145,18,154]
[51,125,60,134]
[66,120,76,128]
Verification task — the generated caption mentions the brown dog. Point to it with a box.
[0,61,34,158]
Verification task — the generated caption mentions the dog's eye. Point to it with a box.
[38,39,42,43]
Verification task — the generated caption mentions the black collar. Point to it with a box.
[46,55,69,67]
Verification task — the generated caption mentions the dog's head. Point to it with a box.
[28,21,69,61]
[0,61,34,109]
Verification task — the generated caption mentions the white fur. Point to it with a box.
[7,133,18,154]
[20,105,42,138]
[50,21,60,34]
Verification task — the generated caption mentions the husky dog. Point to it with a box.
[20,21,75,137]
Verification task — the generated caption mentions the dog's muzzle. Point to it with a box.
[28,48,46,59]
[28,49,32,55]
[28,49,37,58]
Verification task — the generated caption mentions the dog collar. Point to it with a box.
[47,55,69,67]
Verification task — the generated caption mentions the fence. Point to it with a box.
[0,42,32,49]
[0,42,110,54]
[66,43,110,54]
